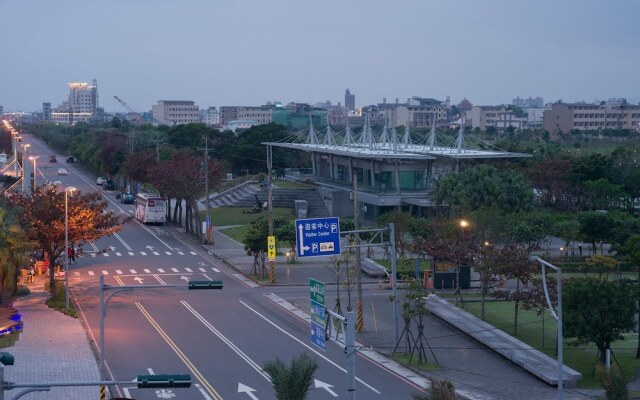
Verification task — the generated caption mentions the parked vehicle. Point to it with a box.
[135,193,166,224]
[103,180,115,191]
[49,155,57,162]
[66,156,75,163]
[96,177,106,185]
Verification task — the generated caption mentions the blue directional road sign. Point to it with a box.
[295,217,341,258]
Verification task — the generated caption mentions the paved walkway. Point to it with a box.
[4,274,101,399]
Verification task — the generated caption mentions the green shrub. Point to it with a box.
[15,285,31,297]
[44,281,78,318]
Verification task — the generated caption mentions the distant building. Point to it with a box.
[543,101,640,138]
[0,105,3,116]
[218,106,271,126]
[201,107,220,126]
[466,106,528,130]
[513,96,544,108]
[363,97,448,129]
[151,100,200,126]
[271,103,326,130]
[51,81,98,125]
[42,103,51,121]
[223,119,260,132]
[345,89,355,111]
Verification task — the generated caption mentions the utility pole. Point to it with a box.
[152,132,164,161]
[353,170,364,331]
[267,145,275,283]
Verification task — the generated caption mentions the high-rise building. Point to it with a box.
[43,103,51,121]
[345,89,355,111]
[0,105,3,116]
[68,82,97,114]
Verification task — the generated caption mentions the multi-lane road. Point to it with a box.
[18,133,424,399]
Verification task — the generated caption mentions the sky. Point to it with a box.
[1,0,639,112]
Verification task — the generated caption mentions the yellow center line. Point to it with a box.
[135,302,223,400]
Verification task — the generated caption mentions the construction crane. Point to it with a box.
[113,95,147,125]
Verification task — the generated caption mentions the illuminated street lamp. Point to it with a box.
[28,155,39,192]
[65,186,77,309]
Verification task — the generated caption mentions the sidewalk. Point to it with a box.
[3,274,101,399]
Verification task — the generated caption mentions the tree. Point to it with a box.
[563,278,636,364]
[263,353,318,400]
[244,216,290,278]
[617,234,640,358]
[377,211,412,260]
[0,206,32,303]
[5,187,129,295]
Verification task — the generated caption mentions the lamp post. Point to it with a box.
[64,186,77,309]
[12,131,18,178]
[28,155,39,192]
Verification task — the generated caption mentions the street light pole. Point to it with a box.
[64,186,77,309]
[20,144,30,193]
[28,156,38,192]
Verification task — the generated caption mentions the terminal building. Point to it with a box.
[264,118,530,222]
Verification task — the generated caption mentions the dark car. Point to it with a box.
[120,192,135,204]
[66,156,75,163]
[103,180,115,191]
[49,155,57,162]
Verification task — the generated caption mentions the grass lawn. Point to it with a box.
[273,180,315,189]
[204,207,294,227]
[461,300,640,388]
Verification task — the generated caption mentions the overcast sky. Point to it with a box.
[1,0,639,112]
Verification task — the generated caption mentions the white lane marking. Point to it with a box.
[88,271,95,276]
[181,301,270,381]
[171,268,179,273]
[116,270,122,274]
[157,268,165,273]
[133,219,174,250]
[143,269,151,273]
[140,252,147,256]
[194,383,212,400]
[240,300,380,394]
[129,269,137,274]
[128,251,135,256]
[153,275,167,285]
[113,232,133,251]
[153,252,160,256]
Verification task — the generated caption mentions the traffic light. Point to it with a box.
[137,374,191,388]
[188,280,223,290]
[0,352,14,365]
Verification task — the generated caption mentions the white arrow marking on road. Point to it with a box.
[314,379,338,397]
[180,276,190,282]
[298,223,305,255]
[109,246,116,251]
[133,277,144,284]
[238,383,259,400]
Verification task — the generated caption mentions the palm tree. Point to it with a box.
[263,353,318,400]
[0,206,31,303]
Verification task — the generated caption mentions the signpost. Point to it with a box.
[296,217,341,258]
[310,278,326,350]
[267,236,276,260]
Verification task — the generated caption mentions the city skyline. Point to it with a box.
[1,0,639,112]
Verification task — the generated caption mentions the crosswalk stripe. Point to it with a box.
[143,269,150,273]
[198,268,206,272]
[129,269,137,274]
[102,270,109,275]
[116,270,122,274]
[212,268,220,273]
[185,268,192,272]
[190,251,197,255]
[178,252,184,255]
[74,272,80,277]
[88,271,95,276]
[153,252,160,256]
[158,268,165,273]
[128,252,135,256]
[103,253,109,257]
[91,254,96,258]
[140,252,147,256]
[116,252,122,257]
[165,251,172,255]
[171,268,179,273]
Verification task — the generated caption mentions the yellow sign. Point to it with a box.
[267,236,276,260]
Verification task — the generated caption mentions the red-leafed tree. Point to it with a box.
[5,186,130,295]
